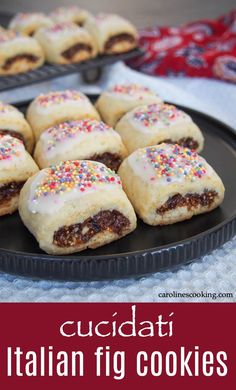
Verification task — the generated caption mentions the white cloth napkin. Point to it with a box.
[0,62,235,302]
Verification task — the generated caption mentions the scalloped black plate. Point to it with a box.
[0,99,235,280]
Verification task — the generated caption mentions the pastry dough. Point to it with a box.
[9,12,53,36]
[34,119,127,171]
[26,90,100,141]
[19,160,137,254]
[0,101,34,153]
[34,23,97,64]
[118,143,225,225]
[115,103,204,153]
[0,30,44,75]
[50,6,91,27]
[96,84,162,127]
[84,13,138,54]
[0,135,39,216]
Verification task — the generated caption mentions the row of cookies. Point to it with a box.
[0,85,224,254]
[0,84,205,170]
[0,8,138,75]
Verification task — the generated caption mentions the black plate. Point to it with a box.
[0,12,143,92]
[0,99,236,281]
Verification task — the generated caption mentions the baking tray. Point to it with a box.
[0,12,143,91]
[0,98,235,281]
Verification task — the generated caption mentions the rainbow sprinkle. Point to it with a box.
[33,160,121,199]
[144,144,207,182]
[133,103,181,127]
[44,120,111,151]
[109,84,154,97]
[36,90,85,107]
[0,135,23,161]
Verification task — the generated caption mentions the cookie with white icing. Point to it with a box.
[9,12,53,36]
[115,103,204,153]
[0,135,39,216]
[26,90,100,141]
[0,101,34,153]
[0,30,44,75]
[50,6,91,27]
[34,119,127,171]
[34,23,97,65]
[19,160,137,254]
[118,144,225,225]
[84,13,138,54]
[96,84,162,127]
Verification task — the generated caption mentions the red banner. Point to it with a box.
[0,303,235,389]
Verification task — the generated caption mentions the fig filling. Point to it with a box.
[156,190,218,215]
[2,54,39,70]
[62,43,92,59]
[0,181,25,202]
[162,137,199,150]
[53,210,130,248]
[0,130,24,143]
[89,152,122,172]
[104,33,136,51]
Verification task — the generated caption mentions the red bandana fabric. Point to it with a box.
[128,10,236,83]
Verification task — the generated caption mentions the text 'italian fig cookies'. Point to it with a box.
[118,144,225,226]
[0,135,39,217]
[9,12,53,36]
[0,30,44,75]
[34,23,97,65]
[50,6,91,27]
[19,160,137,255]
[0,101,34,153]
[84,13,138,54]
[95,84,162,127]
[115,103,204,153]
[34,119,127,171]
[26,90,100,141]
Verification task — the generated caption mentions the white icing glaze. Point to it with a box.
[129,104,192,133]
[127,144,212,185]
[27,161,122,215]
[10,13,51,28]
[0,135,26,168]
[107,84,159,101]
[40,120,119,158]
[33,91,89,115]
[0,102,24,120]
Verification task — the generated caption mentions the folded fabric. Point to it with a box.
[128,9,236,83]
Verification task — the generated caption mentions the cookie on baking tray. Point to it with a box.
[95,84,162,127]
[0,135,39,217]
[26,90,100,141]
[9,12,53,36]
[0,101,34,153]
[50,6,91,27]
[34,23,97,64]
[0,30,44,75]
[34,119,127,171]
[118,143,225,226]
[115,103,204,153]
[19,160,137,254]
[84,13,138,54]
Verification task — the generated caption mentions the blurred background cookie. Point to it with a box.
[9,12,53,36]
[34,22,97,65]
[0,30,44,75]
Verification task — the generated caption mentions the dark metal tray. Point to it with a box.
[0,12,143,91]
[0,98,235,281]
